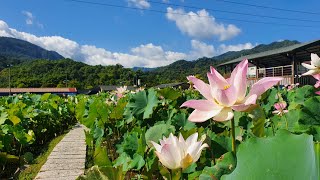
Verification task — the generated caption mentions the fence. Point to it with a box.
[247,65,294,86]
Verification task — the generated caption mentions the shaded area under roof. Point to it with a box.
[98,85,136,91]
[217,39,320,68]
[86,85,137,95]
[154,82,189,89]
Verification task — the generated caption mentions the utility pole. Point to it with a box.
[7,64,12,96]
[64,71,69,87]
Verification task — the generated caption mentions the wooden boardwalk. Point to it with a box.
[35,124,86,180]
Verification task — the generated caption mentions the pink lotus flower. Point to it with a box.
[116,86,127,99]
[302,53,320,75]
[313,74,320,88]
[272,102,289,116]
[151,133,208,170]
[181,59,283,122]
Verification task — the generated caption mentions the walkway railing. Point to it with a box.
[247,65,294,86]
[256,65,293,78]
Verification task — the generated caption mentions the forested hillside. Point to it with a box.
[0,59,136,89]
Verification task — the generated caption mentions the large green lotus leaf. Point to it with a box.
[77,165,124,180]
[300,96,320,127]
[172,111,196,131]
[248,106,265,137]
[94,146,112,167]
[109,99,127,120]
[272,109,301,132]
[145,123,175,146]
[261,88,278,114]
[77,166,110,180]
[221,130,318,180]
[116,132,139,156]
[142,88,159,119]
[314,126,320,141]
[199,152,235,180]
[40,93,51,101]
[0,112,8,125]
[158,88,182,101]
[75,98,86,122]
[292,85,315,104]
[126,88,159,119]
[113,153,131,172]
[9,115,20,125]
[13,125,34,145]
[128,153,145,170]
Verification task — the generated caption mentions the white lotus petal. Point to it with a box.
[151,141,162,152]
[186,132,198,147]
[311,53,320,66]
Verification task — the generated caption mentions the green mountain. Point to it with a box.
[214,40,299,62]
[0,38,300,88]
[0,37,64,69]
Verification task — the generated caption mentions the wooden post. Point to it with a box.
[256,59,259,79]
[291,54,296,85]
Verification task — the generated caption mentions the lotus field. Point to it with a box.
[76,59,319,179]
[0,57,320,179]
[0,93,77,177]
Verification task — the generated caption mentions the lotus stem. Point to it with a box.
[171,168,182,180]
[231,118,236,156]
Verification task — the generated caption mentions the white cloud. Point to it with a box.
[22,11,43,28]
[128,0,150,9]
[0,21,12,37]
[190,40,215,58]
[166,7,241,41]
[22,11,33,25]
[218,43,255,54]
[189,40,255,58]
[0,20,253,68]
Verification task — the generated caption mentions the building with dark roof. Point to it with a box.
[217,39,320,86]
[154,82,189,89]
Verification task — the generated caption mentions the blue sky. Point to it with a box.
[0,0,319,67]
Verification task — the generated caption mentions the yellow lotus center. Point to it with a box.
[223,84,231,90]
[181,153,193,169]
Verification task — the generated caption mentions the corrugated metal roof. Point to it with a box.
[217,39,320,66]
[0,88,77,93]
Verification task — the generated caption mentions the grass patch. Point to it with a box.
[17,133,66,180]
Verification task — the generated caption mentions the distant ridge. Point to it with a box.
[214,40,300,62]
[0,37,64,69]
